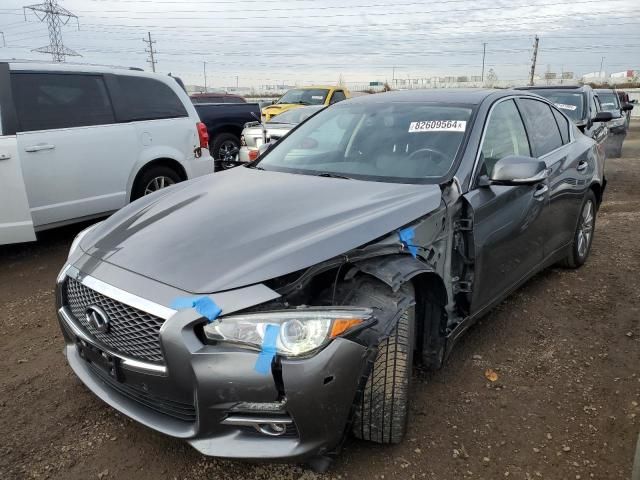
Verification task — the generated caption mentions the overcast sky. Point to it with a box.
[1,0,638,88]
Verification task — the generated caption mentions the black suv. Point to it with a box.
[516,85,613,150]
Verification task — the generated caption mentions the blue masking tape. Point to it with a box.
[254,324,280,375]
[398,227,418,258]
[170,296,221,322]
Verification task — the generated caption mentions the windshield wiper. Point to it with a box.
[316,172,352,180]
[295,101,311,105]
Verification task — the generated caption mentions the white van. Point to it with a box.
[0,61,213,245]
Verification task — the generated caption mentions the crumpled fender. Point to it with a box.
[348,254,436,293]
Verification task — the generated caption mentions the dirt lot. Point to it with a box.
[1,122,639,480]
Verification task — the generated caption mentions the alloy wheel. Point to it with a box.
[144,176,175,195]
[577,200,594,258]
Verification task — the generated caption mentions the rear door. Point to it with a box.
[0,63,36,244]
[12,71,135,228]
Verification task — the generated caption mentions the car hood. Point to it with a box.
[262,104,302,118]
[82,168,442,294]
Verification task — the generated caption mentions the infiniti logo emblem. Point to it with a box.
[86,306,110,333]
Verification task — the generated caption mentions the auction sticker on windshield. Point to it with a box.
[409,120,466,132]
[555,103,577,111]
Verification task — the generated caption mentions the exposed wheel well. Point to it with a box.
[590,182,603,208]
[410,272,448,369]
[131,158,187,201]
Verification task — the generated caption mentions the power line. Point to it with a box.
[22,0,79,62]
[142,31,156,72]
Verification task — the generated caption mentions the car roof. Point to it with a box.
[3,60,155,76]
[594,88,616,93]
[514,85,590,92]
[345,88,509,105]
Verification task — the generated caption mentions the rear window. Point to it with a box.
[115,75,187,121]
[531,90,584,122]
[11,73,115,132]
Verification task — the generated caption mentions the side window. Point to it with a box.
[11,73,114,132]
[518,99,563,156]
[330,90,346,104]
[480,99,531,177]
[551,107,570,144]
[114,76,188,121]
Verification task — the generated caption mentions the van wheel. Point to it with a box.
[560,190,597,268]
[132,166,182,200]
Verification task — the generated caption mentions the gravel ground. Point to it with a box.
[1,121,639,480]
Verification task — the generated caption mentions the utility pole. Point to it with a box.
[528,35,539,86]
[481,42,487,83]
[236,75,239,89]
[143,31,157,72]
[203,61,207,92]
[599,56,605,79]
[23,0,80,62]
[0,32,5,47]
[392,66,395,88]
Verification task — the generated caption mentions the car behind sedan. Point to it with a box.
[56,89,604,472]
[239,105,324,163]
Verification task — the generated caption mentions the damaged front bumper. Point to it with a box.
[56,264,368,461]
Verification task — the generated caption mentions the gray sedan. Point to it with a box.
[56,89,604,472]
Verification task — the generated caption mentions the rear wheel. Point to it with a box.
[210,133,240,170]
[132,166,182,200]
[560,190,597,268]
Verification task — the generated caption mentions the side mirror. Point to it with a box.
[622,103,634,112]
[490,155,549,185]
[593,111,613,122]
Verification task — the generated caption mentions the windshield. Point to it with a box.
[531,91,584,122]
[277,89,329,106]
[598,92,619,111]
[267,106,323,124]
[256,101,473,183]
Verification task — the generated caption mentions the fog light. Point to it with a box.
[258,423,287,436]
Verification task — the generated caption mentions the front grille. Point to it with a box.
[65,277,165,363]
[88,363,196,422]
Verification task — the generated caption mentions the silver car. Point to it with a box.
[238,105,323,163]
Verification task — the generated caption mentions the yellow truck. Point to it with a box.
[262,85,350,121]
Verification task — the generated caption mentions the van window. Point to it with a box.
[115,76,188,121]
[11,73,115,132]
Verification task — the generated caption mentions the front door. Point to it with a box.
[463,98,549,314]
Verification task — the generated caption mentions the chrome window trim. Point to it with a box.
[59,306,167,376]
[64,265,177,320]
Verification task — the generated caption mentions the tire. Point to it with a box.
[352,282,415,444]
[132,166,182,200]
[560,190,597,268]
[210,133,240,168]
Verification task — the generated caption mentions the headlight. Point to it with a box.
[203,307,372,356]
[68,222,101,259]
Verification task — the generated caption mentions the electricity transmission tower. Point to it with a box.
[23,0,80,62]
[143,32,157,72]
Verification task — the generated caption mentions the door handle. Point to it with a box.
[533,184,549,199]
[577,161,588,172]
[0,153,11,161]
[25,144,55,152]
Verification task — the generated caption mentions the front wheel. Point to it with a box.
[560,190,597,268]
[352,282,415,444]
